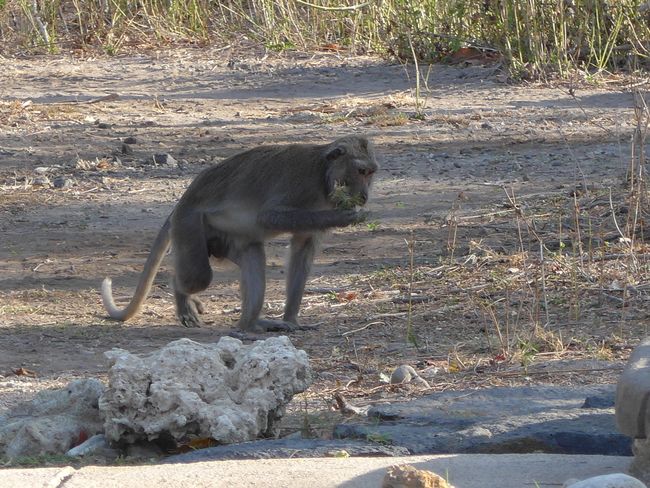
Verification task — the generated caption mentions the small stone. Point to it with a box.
[123,136,137,144]
[32,175,50,187]
[582,394,614,409]
[153,153,178,167]
[34,166,51,174]
[53,176,73,189]
[66,434,118,459]
[97,122,111,129]
[390,365,430,387]
[382,464,453,488]
[121,142,133,155]
[563,473,647,488]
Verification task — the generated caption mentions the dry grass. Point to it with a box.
[2,0,650,78]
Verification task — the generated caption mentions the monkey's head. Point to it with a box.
[325,136,378,208]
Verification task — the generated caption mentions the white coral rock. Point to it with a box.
[99,336,312,445]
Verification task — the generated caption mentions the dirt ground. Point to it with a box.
[0,48,648,439]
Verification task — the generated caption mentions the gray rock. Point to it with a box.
[52,176,73,189]
[153,153,177,167]
[0,379,104,458]
[164,438,409,463]
[564,473,647,488]
[390,365,430,387]
[65,434,118,459]
[100,336,312,446]
[334,385,630,455]
[123,136,137,144]
[32,175,50,187]
[631,438,650,484]
[616,337,650,438]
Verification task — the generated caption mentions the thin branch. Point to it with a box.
[294,0,370,11]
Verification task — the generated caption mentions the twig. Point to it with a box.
[341,321,385,337]
[294,0,370,11]
[493,366,624,377]
[333,393,370,415]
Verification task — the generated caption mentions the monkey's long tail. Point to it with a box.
[101,217,172,321]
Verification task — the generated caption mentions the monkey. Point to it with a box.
[101,135,378,333]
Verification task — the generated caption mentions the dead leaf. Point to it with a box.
[95,158,113,170]
[337,291,358,302]
[13,367,37,377]
[177,437,218,452]
[322,43,344,52]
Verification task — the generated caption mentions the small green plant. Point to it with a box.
[265,40,296,52]
[517,337,539,371]
[366,431,391,445]
[366,221,379,231]
[330,182,365,210]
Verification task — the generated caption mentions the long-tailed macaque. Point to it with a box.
[101,135,378,332]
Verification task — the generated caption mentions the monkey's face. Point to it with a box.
[325,137,378,208]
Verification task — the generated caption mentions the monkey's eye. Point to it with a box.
[358,168,375,176]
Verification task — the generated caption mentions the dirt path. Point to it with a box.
[0,49,644,421]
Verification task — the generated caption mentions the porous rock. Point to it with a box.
[616,337,650,483]
[382,464,453,488]
[100,336,312,445]
[0,379,104,458]
[563,473,647,488]
[616,337,650,438]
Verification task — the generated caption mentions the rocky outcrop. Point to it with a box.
[100,336,312,446]
[0,379,104,458]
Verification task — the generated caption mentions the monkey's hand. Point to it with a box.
[351,209,370,224]
[335,208,369,226]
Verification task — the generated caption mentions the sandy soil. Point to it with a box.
[0,48,646,435]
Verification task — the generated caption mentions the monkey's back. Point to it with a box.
[180,143,329,211]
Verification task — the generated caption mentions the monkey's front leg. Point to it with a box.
[283,234,318,326]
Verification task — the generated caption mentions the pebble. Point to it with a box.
[32,176,50,187]
[383,464,452,488]
[390,365,431,387]
[153,153,178,167]
[52,176,73,189]
[564,473,647,488]
[121,142,133,155]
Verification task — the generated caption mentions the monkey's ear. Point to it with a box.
[325,145,346,161]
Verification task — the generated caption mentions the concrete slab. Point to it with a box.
[0,454,634,488]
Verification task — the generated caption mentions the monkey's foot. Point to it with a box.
[176,297,205,328]
[242,319,319,333]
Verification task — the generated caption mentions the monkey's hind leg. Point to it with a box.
[172,213,213,328]
[233,242,297,333]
